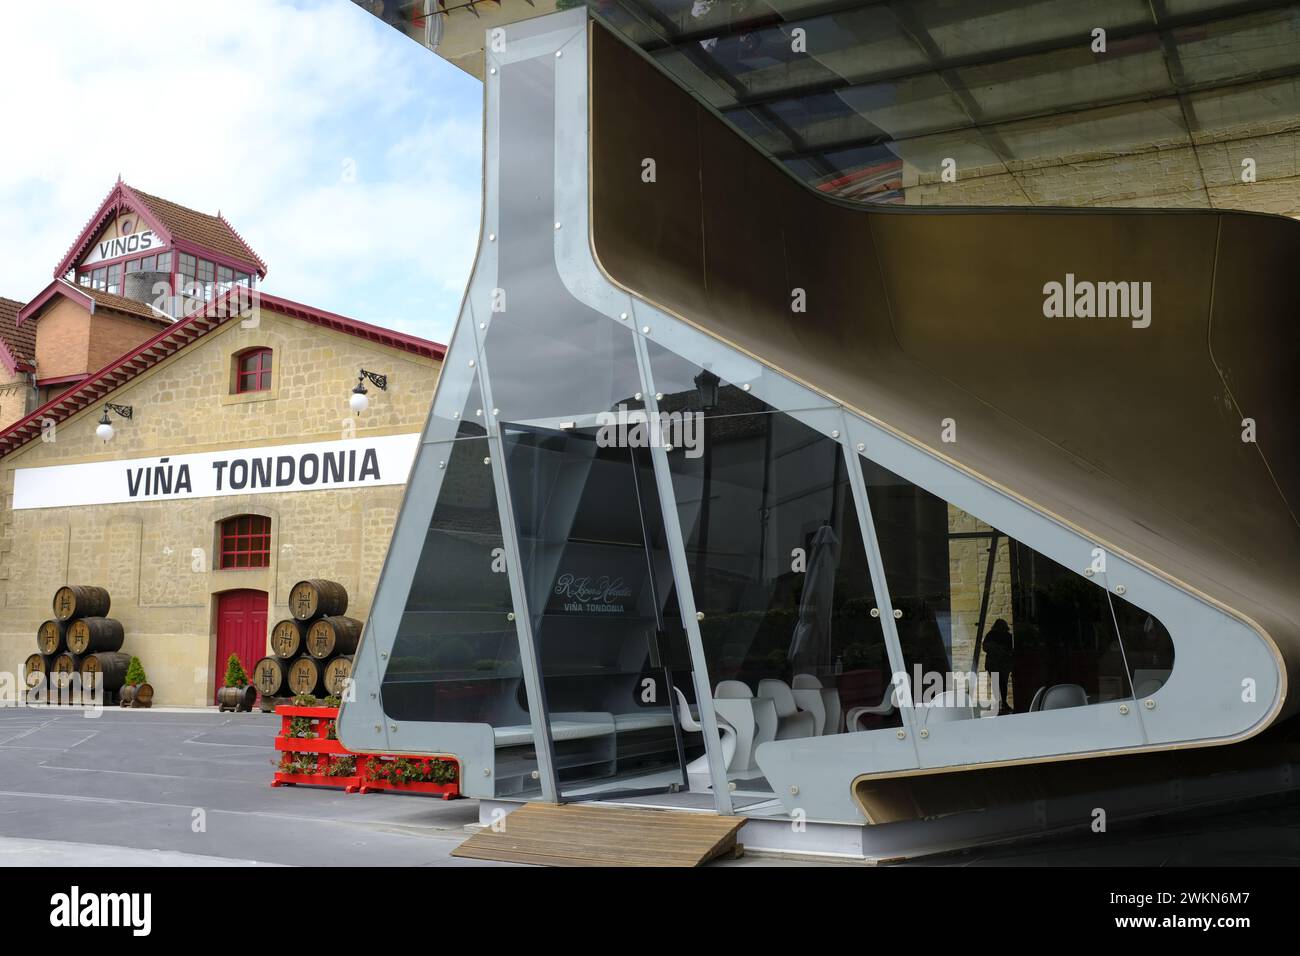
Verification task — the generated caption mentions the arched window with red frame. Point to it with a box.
[235,347,272,393]
[219,515,272,569]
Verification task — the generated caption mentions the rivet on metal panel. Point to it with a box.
[1144,699,1155,710]
[870,608,880,618]
[896,730,906,740]
[1115,584,1127,595]
[507,612,515,622]
[742,383,751,391]
[696,612,705,621]
[1119,703,1130,715]
[893,609,902,619]
[831,430,840,438]
[857,443,865,452]
[919,728,929,739]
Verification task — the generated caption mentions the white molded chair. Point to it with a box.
[674,687,737,793]
[846,683,899,732]
[792,673,842,735]
[1040,683,1089,711]
[711,680,771,772]
[920,688,976,724]
[757,679,816,740]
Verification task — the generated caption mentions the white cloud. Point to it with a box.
[0,0,483,344]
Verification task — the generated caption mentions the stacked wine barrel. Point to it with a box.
[253,580,360,711]
[25,586,131,704]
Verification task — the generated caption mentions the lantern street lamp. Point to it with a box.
[96,404,133,442]
[350,369,388,414]
[694,369,721,411]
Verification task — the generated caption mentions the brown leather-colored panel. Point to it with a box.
[589,22,1300,718]
[589,44,707,325]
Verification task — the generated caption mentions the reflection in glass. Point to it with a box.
[381,437,540,796]
[503,424,693,799]
[667,411,897,799]
[860,457,1174,718]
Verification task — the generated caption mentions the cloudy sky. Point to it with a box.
[0,0,482,345]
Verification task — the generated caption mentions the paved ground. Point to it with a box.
[1,706,1295,867]
[0,706,500,867]
[0,706,820,867]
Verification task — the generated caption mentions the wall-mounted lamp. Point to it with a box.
[694,370,721,411]
[96,404,133,442]
[350,369,388,414]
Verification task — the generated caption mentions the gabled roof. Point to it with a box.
[53,180,267,279]
[0,289,445,460]
[0,297,36,374]
[16,279,172,328]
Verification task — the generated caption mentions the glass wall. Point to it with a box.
[381,436,541,797]
[860,456,1174,720]
[664,407,897,800]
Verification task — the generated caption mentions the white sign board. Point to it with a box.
[81,229,164,266]
[12,434,420,510]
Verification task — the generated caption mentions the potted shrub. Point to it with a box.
[217,654,256,712]
[120,656,153,708]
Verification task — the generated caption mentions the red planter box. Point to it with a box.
[272,771,363,793]
[270,705,460,799]
[358,778,459,798]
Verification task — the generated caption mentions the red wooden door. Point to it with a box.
[215,590,268,703]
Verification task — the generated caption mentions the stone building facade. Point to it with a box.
[0,184,443,706]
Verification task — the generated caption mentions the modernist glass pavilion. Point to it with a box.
[338,9,1293,830]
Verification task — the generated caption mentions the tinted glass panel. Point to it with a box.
[381,437,541,793]
[482,55,642,428]
[667,411,896,798]
[861,456,1173,716]
[503,424,692,798]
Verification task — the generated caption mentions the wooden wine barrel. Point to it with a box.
[306,616,362,659]
[119,684,136,707]
[289,579,348,621]
[270,619,307,659]
[287,656,325,696]
[52,652,83,676]
[217,685,257,712]
[133,683,154,708]
[253,657,291,698]
[53,585,111,622]
[79,652,130,693]
[324,655,354,696]
[24,653,52,688]
[67,618,125,655]
[37,620,67,655]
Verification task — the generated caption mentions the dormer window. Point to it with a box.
[235,347,272,394]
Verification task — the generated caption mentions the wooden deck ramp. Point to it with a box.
[452,803,747,867]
